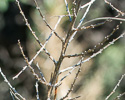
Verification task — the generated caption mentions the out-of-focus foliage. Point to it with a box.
[0,0,30,13]
[0,0,9,12]
[97,43,125,99]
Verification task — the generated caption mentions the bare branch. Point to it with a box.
[105,74,125,100]
[60,63,82,100]
[64,22,122,58]
[104,0,125,16]
[81,17,125,26]
[67,96,81,100]
[15,0,56,63]
[13,11,63,80]
[33,0,64,42]
[10,89,16,100]
[9,1,125,99]
[35,81,40,100]
[36,63,46,82]
[69,0,96,43]
[18,40,51,86]
[114,92,125,100]
[64,0,72,21]
[60,32,125,73]
[0,67,26,100]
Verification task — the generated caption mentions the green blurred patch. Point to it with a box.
[0,0,29,12]
[43,0,56,11]
[98,43,125,99]
[0,0,9,12]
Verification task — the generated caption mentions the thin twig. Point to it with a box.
[105,74,125,100]
[48,2,84,90]
[58,57,83,100]
[60,58,82,100]
[78,21,107,31]
[59,66,77,85]
[67,96,81,100]
[35,81,40,100]
[77,12,122,31]
[13,14,63,80]
[69,0,96,43]
[0,67,26,100]
[64,22,122,58]
[51,14,73,18]
[80,0,94,9]
[18,40,51,86]
[78,0,96,28]
[36,63,46,82]
[64,0,72,21]
[10,89,16,100]
[114,92,125,100]
[33,0,64,42]
[10,88,23,100]
[13,65,27,80]
[81,17,125,26]
[15,0,56,64]
[68,16,125,43]
[104,0,125,16]
[60,32,125,73]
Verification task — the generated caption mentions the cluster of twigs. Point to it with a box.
[0,0,125,100]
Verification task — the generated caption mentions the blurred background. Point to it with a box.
[0,0,125,100]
